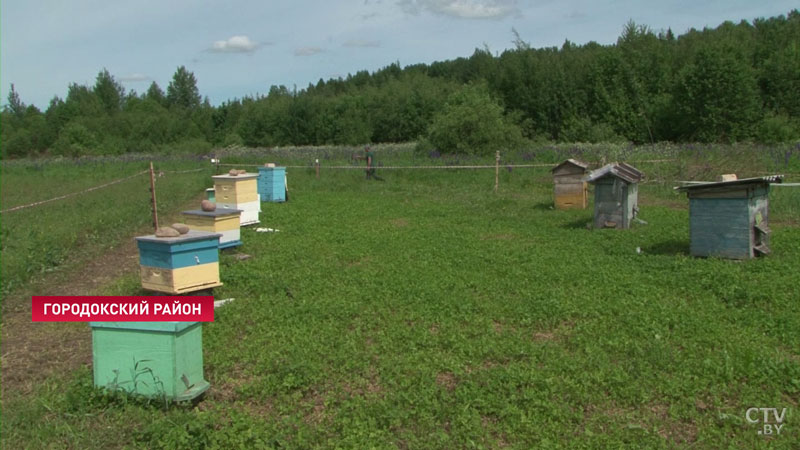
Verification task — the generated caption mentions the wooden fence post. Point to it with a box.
[149,161,159,230]
[315,159,320,179]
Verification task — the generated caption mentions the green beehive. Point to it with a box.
[90,322,209,401]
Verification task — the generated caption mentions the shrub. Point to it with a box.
[53,122,99,157]
[423,83,525,156]
[757,114,800,144]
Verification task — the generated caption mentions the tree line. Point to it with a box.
[2,10,798,158]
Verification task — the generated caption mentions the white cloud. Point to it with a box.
[294,47,324,56]
[119,73,150,82]
[209,35,260,53]
[398,0,519,19]
[343,39,381,48]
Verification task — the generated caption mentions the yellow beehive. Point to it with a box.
[551,159,589,210]
[212,173,261,226]
[182,208,242,249]
[213,174,259,204]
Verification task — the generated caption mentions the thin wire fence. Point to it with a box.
[3,157,797,215]
[0,167,208,215]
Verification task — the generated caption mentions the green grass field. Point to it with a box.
[1,144,799,448]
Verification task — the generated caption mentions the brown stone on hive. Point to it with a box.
[201,199,216,211]
[237,169,247,175]
[172,223,190,234]
[228,169,239,176]
[155,226,180,238]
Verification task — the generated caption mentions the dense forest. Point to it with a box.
[2,11,798,158]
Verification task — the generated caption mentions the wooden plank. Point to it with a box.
[689,198,751,258]
[555,192,587,210]
[554,183,584,195]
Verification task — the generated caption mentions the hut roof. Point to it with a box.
[551,158,589,173]
[584,162,643,184]
[675,175,783,192]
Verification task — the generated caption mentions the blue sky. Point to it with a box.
[1,0,796,109]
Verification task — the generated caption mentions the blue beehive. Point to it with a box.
[257,166,286,202]
[676,176,783,259]
[135,230,222,294]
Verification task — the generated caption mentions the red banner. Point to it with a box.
[31,296,214,322]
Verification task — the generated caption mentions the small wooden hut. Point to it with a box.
[551,159,589,210]
[584,163,644,229]
[675,175,783,259]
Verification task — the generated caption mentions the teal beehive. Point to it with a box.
[676,175,783,259]
[257,165,286,202]
[89,321,209,401]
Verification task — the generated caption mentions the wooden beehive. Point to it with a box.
[205,188,215,202]
[135,230,222,294]
[212,173,261,226]
[551,159,589,210]
[585,163,643,229]
[182,208,242,249]
[257,166,287,202]
[90,321,209,401]
[675,176,782,259]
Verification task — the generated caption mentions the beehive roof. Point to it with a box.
[135,229,222,244]
[675,175,783,192]
[551,158,589,173]
[584,162,643,184]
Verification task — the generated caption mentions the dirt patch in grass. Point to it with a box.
[302,388,330,425]
[649,404,698,445]
[532,331,556,341]
[436,372,457,392]
[492,320,504,334]
[390,218,409,227]
[532,320,574,342]
[346,256,371,267]
[342,367,384,398]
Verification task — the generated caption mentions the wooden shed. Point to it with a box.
[135,230,223,294]
[257,166,287,202]
[675,175,783,259]
[551,159,589,209]
[584,163,644,229]
[212,173,261,226]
